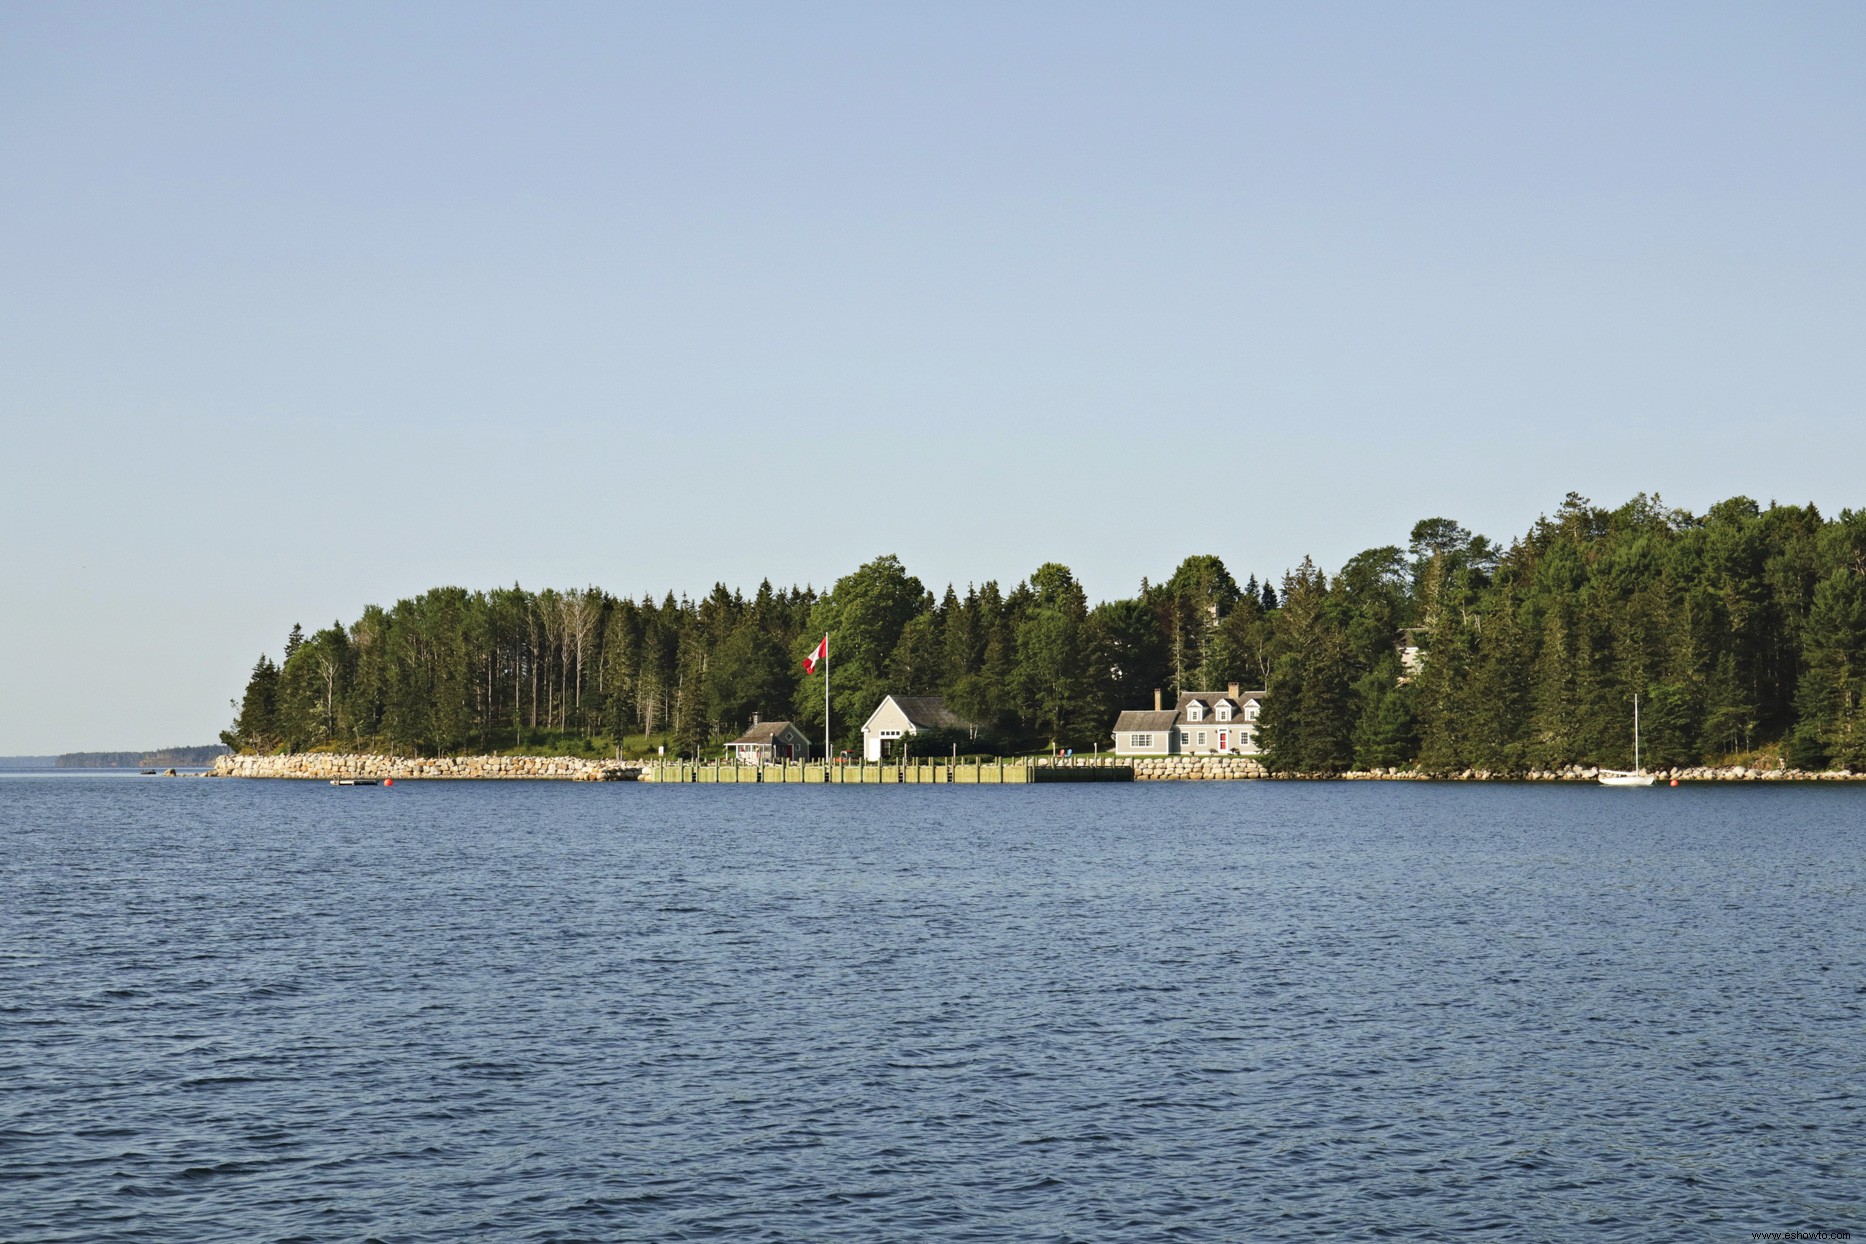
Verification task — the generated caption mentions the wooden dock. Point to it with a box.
[643,757,1133,784]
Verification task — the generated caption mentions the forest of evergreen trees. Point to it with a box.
[224,492,1866,773]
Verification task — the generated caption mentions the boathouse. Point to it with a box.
[859,695,977,762]
[726,718,813,764]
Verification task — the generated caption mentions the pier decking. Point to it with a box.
[642,758,1133,783]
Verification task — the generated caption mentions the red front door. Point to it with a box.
[1218,731,1228,751]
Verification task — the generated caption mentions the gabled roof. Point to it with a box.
[1113,710,1178,732]
[729,720,804,745]
[878,695,974,731]
[1174,690,1265,724]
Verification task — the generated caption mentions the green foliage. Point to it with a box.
[1150,555,1247,697]
[1087,597,1170,722]
[1261,559,1354,773]
[223,493,1866,772]
[794,554,927,751]
[1353,674,1417,769]
[707,621,795,729]
[1795,564,1866,771]
[221,653,281,753]
[1014,563,1096,747]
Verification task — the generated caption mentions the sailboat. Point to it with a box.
[1599,694,1657,787]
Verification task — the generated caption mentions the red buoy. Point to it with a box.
[384,778,394,786]
[1669,778,1678,786]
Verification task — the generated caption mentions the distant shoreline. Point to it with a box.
[52,746,230,769]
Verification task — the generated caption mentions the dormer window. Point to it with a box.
[1216,703,1231,722]
[1245,703,1258,720]
[1186,701,1202,722]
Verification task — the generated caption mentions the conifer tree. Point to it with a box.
[223,655,281,753]
[1263,559,1352,773]
[1792,569,1866,769]
[1015,563,1093,747]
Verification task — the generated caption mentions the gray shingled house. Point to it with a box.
[1111,683,1264,755]
[859,695,977,761]
[726,718,813,764]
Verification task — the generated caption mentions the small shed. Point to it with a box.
[727,719,812,764]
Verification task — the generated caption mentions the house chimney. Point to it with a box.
[753,712,760,725]
[1228,682,1240,700]
[1153,688,1162,711]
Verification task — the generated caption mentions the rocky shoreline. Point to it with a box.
[1138,756,1863,781]
[1328,764,1863,782]
[209,753,642,781]
[1131,756,1269,780]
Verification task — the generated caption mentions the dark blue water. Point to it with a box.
[2,776,1862,1242]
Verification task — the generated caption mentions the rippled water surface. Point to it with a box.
[2,775,1863,1242]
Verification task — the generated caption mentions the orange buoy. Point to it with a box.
[1669,778,1678,786]
[384,778,394,786]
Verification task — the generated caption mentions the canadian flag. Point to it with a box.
[803,634,828,675]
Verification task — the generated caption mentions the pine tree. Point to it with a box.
[1792,569,1866,769]
[672,623,708,759]
[1461,599,1531,772]
[1352,675,1417,769]
[1263,559,1352,773]
[1015,563,1092,747]
[889,609,945,694]
[223,655,281,753]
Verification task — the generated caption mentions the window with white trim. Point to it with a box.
[1186,702,1202,721]
[1130,733,1153,749]
[1216,703,1231,721]
[1196,731,1207,746]
[1179,731,1190,746]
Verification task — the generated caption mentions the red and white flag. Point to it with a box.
[803,634,828,675]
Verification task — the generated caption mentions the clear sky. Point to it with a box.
[2,1,1862,753]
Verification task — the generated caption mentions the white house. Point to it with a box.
[726,719,813,764]
[860,695,977,761]
[1111,683,1264,755]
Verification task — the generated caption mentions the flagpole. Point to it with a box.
[823,634,830,769]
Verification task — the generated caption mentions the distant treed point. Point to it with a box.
[223,493,1866,776]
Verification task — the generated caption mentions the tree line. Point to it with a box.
[56,746,230,769]
[224,492,1866,773]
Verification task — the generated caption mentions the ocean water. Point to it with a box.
[1,775,1861,1242]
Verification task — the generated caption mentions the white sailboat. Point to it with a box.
[1599,694,1657,787]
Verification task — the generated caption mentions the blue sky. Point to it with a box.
[2,1,1863,752]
